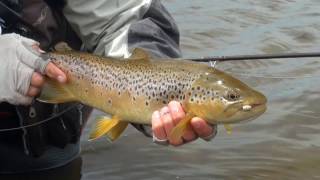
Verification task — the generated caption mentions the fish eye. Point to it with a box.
[224,91,240,101]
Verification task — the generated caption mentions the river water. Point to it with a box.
[81,1,320,179]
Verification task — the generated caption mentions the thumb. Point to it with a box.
[44,62,67,83]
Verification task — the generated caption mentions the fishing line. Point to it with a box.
[222,71,319,79]
[0,104,78,132]
[204,59,319,79]
[189,52,320,62]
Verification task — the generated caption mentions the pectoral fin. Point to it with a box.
[224,124,233,135]
[37,78,76,103]
[169,113,194,142]
[89,116,126,141]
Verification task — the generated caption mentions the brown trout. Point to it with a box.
[38,47,267,142]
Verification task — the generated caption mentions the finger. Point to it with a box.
[202,124,218,141]
[160,106,183,146]
[151,111,167,140]
[190,117,214,138]
[30,72,45,88]
[182,124,197,142]
[18,41,49,73]
[45,62,67,83]
[168,101,185,125]
[26,86,40,97]
[168,101,196,142]
[160,106,174,137]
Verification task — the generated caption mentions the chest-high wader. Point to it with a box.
[0,0,92,157]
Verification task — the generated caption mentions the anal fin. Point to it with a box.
[89,115,126,141]
[107,122,128,141]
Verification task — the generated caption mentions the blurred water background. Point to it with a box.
[81,0,320,179]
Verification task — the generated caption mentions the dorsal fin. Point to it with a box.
[54,42,73,52]
[129,48,150,61]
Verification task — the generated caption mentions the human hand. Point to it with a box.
[152,101,217,146]
[0,33,67,105]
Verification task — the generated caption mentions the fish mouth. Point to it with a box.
[243,102,266,111]
[218,101,267,124]
[242,93,267,112]
[243,100,267,114]
[251,103,264,108]
[243,101,267,118]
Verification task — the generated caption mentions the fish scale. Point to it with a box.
[39,47,267,142]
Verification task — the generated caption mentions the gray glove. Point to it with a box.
[0,33,50,105]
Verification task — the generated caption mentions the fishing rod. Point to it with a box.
[189,52,320,62]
